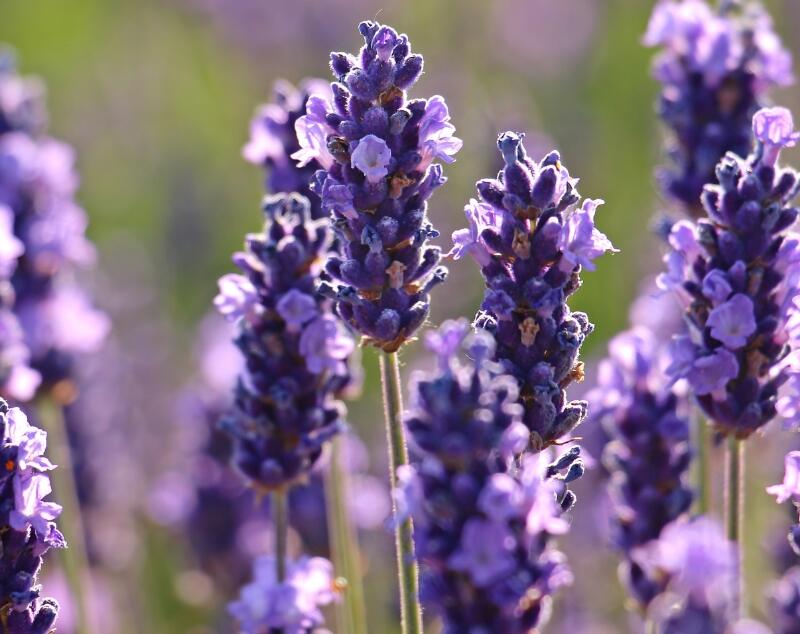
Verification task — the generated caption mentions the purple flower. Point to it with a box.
[292,94,335,170]
[0,204,22,276]
[228,555,338,634]
[312,21,459,351]
[448,518,517,586]
[276,289,318,331]
[660,107,800,435]
[753,106,800,166]
[767,451,800,504]
[557,198,617,272]
[701,270,732,305]
[0,399,64,631]
[645,0,794,214]
[403,322,576,632]
[588,325,693,609]
[350,134,392,183]
[217,194,351,489]
[707,294,757,349]
[424,318,469,371]
[687,348,739,397]
[448,199,501,267]
[455,132,613,448]
[298,314,354,375]
[214,274,258,323]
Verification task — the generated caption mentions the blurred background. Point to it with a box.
[2,0,800,632]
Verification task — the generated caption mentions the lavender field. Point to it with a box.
[2,1,800,633]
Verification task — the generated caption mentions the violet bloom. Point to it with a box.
[0,50,107,400]
[644,0,793,215]
[660,107,800,437]
[243,79,332,219]
[309,21,462,351]
[639,518,737,632]
[228,555,338,634]
[450,131,615,449]
[216,193,354,489]
[400,320,577,632]
[588,327,693,609]
[0,399,64,633]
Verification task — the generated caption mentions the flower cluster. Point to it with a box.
[589,328,693,608]
[243,79,332,219]
[215,192,354,491]
[228,554,338,634]
[399,320,579,632]
[0,398,64,633]
[451,131,615,450]
[767,451,800,633]
[659,107,800,437]
[304,21,462,351]
[644,0,793,215]
[0,50,108,403]
[639,518,737,632]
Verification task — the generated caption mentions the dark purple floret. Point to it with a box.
[215,193,354,491]
[399,320,577,632]
[589,328,693,609]
[644,0,793,215]
[304,21,462,351]
[450,131,615,450]
[659,107,800,437]
[243,79,332,219]
[0,398,64,633]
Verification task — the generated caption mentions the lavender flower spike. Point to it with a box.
[589,327,693,609]
[215,193,354,491]
[644,0,793,215]
[659,106,800,437]
[307,21,462,351]
[399,321,577,632]
[451,131,616,450]
[0,398,65,633]
[229,554,339,634]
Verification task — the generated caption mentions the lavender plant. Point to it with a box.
[215,192,353,492]
[299,22,462,631]
[589,328,693,610]
[644,0,793,216]
[0,50,109,403]
[399,320,579,632]
[0,398,65,633]
[450,131,616,451]
[768,451,800,632]
[638,518,738,632]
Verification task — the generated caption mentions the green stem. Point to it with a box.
[273,489,288,583]
[645,619,658,634]
[326,436,368,634]
[379,351,423,634]
[693,409,710,516]
[36,399,92,634]
[724,436,745,619]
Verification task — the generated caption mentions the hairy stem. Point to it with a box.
[326,436,368,634]
[693,410,710,516]
[273,489,288,583]
[379,351,423,634]
[724,435,745,618]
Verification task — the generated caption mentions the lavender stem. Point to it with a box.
[379,351,423,634]
[645,619,658,634]
[326,436,368,634]
[37,399,93,634]
[694,410,710,516]
[273,489,288,583]
[725,436,745,618]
